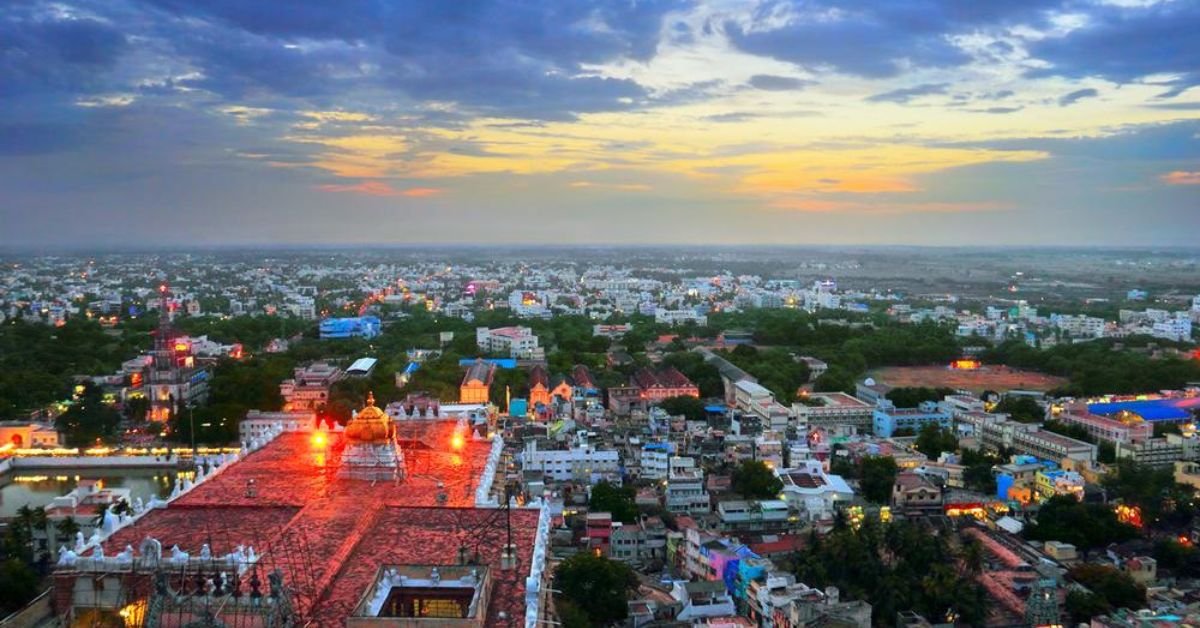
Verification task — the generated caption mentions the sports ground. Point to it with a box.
[869,364,1067,394]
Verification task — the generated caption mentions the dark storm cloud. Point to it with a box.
[725,0,1055,78]
[1028,2,1200,97]
[866,83,949,104]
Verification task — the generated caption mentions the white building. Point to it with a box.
[475,326,542,359]
[522,434,619,484]
[791,392,873,431]
[654,307,708,327]
[1151,316,1192,342]
[776,460,854,519]
[666,468,710,514]
[672,581,736,622]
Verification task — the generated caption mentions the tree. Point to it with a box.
[56,382,121,446]
[994,396,1043,423]
[914,424,958,459]
[657,395,706,422]
[1066,589,1112,624]
[553,552,637,626]
[1068,564,1145,612]
[813,366,855,394]
[1024,495,1139,553]
[732,460,783,499]
[124,395,150,422]
[791,520,988,626]
[0,559,40,615]
[55,517,81,549]
[886,387,954,408]
[859,456,898,504]
[590,481,638,523]
[960,448,999,494]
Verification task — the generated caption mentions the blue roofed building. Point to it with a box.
[319,315,381,340]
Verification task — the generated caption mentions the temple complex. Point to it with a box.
[46,394,552,628]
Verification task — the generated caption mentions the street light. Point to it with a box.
[187,401,197,461]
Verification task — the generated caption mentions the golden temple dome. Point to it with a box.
[344,392,392,443]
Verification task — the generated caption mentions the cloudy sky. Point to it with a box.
[1,0,1198,248]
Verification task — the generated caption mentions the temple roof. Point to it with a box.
[87,422,537,626]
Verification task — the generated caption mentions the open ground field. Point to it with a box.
[869,365,1067,394]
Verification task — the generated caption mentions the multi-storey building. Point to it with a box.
[792,392,874,431]
[279,362,344,411]
[633,367,699,402]
[475,326,541,359]
[1054,402,1151,445]
[1116,435,1198,468]
[965,412,1097,463]
[872,400,952,437]
[654,307,708,326]
[522,435,620,484]
[666,468,711,514]
[716,500,791,533]
[777,460,854,519]
[318,316,380,339]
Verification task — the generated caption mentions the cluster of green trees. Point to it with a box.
[718,345,810,403]
[1064,564,1145,623]
[1024,495,1140,553]
[732,460,783,499]
[1152,538,1200,578]
[658,395,707,422]
[992,396,1043,423]
[913,424,958,459]
[0,319,150,420]
[831,454,898,504]
[960,447,1002,495]
[54,382,122,446]
[0,506,47,615]
[1102,461,1198,528]
[589,481,638,523]
[793,518,989,626]
[705,310,962,395]
[553,552,638,627]
[885,387,954,408]
[982,339,1200,396]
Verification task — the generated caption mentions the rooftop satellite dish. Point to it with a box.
[864,377,876,386]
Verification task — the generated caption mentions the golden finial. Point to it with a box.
[366,391,376,407]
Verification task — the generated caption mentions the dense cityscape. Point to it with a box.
[4,0,1200,626]
[0,247,1198,627]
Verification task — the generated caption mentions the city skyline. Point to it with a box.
[2,0,1198,247]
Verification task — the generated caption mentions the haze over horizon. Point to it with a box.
[2,0,1198,248]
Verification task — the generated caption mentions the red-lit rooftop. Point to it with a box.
[62,421,543,627]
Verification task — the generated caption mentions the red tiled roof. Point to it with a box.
[657,367,694,389]
[62,423,539,627]
[749,534,807,556]
[528,364,549,388]
[632,367,697,391]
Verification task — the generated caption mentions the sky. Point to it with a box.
[1,0,1198,248]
